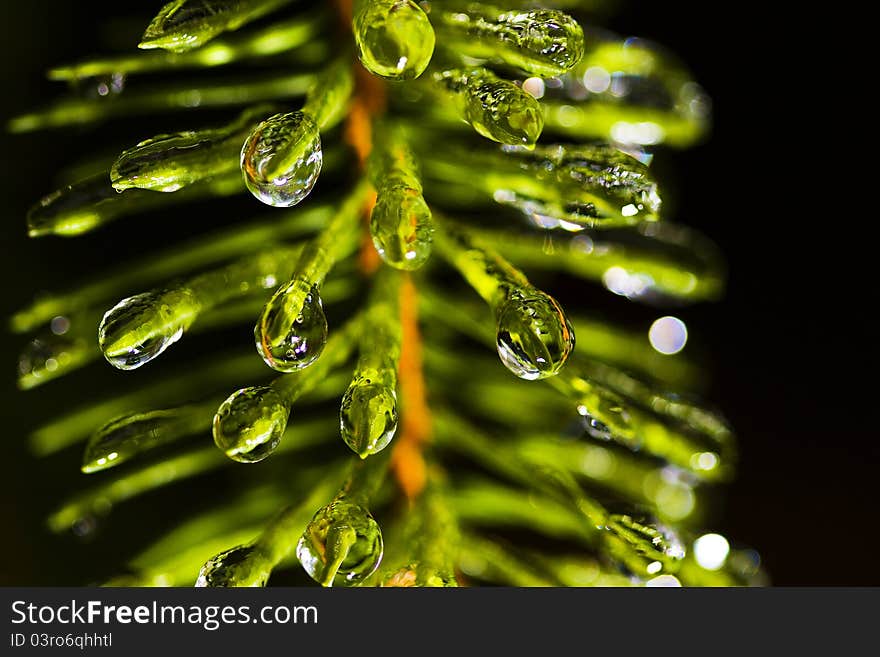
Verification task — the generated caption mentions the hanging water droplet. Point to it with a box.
[98,289,201,370]
[296,499,383,587]
[435,68,545,146]
[82,407,202,473]
[370,184,434,270]
[496,288,575,380]
[576,387,634,442]
[195,545,269,587]
[255,281,328,372]
[353,0,435,80]
[467,79,544,146]
[241,111,322,207]
[213,386,289,463]
[340,379,398,458]
[139,0,283,52]
[581,412,612,441]
[436,7,584,78]
[495,9,585,76]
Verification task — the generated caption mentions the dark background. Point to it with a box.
[1,1,872,586]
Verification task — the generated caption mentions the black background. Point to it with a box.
[1,1,872,586]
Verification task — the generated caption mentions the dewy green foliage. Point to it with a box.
[10,0,764,588]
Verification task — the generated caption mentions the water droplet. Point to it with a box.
[26,174,127,237]
[496,288,575,379]
[241,111,322,207]
[354,0,435,80]
[491,143,662,228]
[296,499,383,587]
[370,184,434,270]
[111,132,212,192]
[467,79,543,146]
[98,289,200,370]
[340,380,398,458]
[443,8,584,77]
[255,281,327,372]
[577,388,634,444]
[82,408,199,473]
[436,69,544,146]
[195,545,269,587]
[139,0,277,52]
[581,412,612,441]
[213,386,289,463]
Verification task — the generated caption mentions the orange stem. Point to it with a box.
[392,275,432,499]
[344,59,386,275]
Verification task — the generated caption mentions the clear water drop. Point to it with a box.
[436,68,545,146]
[296,499,383,587]
[353,0,435,80]
[195,545,270,587]
[466,78,544,146]
[496,288,575,379]
[241,111,322,207]
[98,289,200,370]
[255,281,328,372]
[111,132,208,192]
[438,7,584,77]
[340,380,398,458]
[496,9,585,76]
[213,386,289,463]
[370,184,434,270]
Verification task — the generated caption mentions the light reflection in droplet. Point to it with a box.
[693,533,730,571]
[649,316,688,355]
[522,77,546,99]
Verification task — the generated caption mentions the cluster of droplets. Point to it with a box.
[6,0,756,591]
